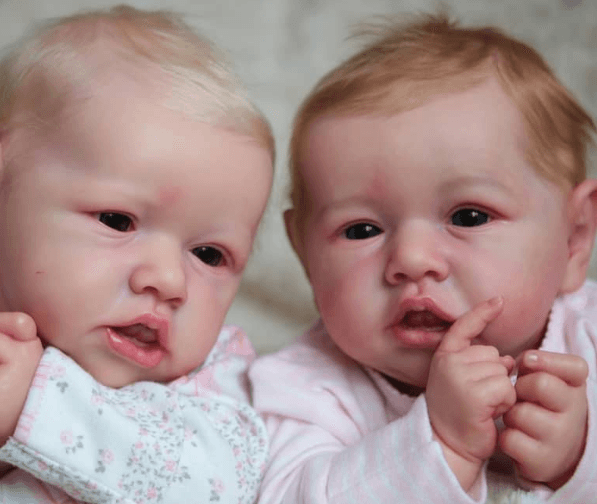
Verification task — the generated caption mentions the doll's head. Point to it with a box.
[287,12,594,240]
[0,5,275,155]
[284,13,597,388]
[0,6,274,388]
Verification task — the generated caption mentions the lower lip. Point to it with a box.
[390,325,448,349]
[106,327,165,368]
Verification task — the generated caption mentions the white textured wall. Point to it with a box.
[1,0,596,354]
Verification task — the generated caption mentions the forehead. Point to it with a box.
[299,79,535,203]
[53,72,239,160]
[17,76,273,223]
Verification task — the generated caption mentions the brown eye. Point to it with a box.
[98,212,133,232]
[192,246,224,267]
[451,209,490,227]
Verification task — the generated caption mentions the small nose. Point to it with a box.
[129,236,187,307]
[384,221,449,285]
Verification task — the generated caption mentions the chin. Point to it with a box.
[87,364,141,389]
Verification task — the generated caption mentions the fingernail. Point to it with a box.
[525,351,539,364]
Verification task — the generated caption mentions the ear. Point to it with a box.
[283,208,309,277]
[0,129,5,173]
[560,179,597,294]
[0,130,8,188]
[283,208,301,258]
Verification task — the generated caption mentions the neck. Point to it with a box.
[383,374,425,397]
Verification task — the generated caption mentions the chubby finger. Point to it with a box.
[515,372,571,412]
[0,312,37,342]
[465,361,515,381]
[503,401,554,440]
[437,297,503,353]
[500,355,516,375]
[499,427,543,476]
[0,328,43,364]
[477,375,517,417]
[449,343,502,364]
[518,351,588,387]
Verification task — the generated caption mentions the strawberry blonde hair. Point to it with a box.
[0,5,274,161]
[288,12,595,236]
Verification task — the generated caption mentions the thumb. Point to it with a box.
[0,313,38,342]
[437,297,503,354]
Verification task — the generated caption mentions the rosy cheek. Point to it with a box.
[453,245,510,301]
[311,278,339,320]
[316,269,369,325]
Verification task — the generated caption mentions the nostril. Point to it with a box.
[392,271,408,282]
[168,289,187,307]
[385,257,449,285]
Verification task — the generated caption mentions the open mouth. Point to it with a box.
[106,323,165,368]
[112,323,159,346]
[399,310,452,332]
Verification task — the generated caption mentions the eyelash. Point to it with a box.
[341,207,492,240]
[96,212,226,267]
[98,212,134,232]
[191,246,225,267]
[343,222,382,240]
[450,208,491,227]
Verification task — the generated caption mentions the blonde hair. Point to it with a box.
[0,4,274,160]
[288,12,595,235]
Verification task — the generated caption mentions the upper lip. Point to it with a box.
[390,297,455,327]
[110,313,170,349]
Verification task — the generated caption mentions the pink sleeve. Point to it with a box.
[519,282,597,502]
[540,377,597,503]
[250,345,487,504]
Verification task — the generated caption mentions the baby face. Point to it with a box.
[0,77,272,388]
[295,79,575,388]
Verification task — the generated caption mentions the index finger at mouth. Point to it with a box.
[437,297,503,354]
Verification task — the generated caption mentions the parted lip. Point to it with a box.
[389,297,455,328]
[110,313,170,350]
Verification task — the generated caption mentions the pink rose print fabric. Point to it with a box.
[0,326,268,504]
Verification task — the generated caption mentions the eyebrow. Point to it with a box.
[315,195,381,223]
[315,173,522,223]
[323,175,514,207]
[439,174,517,196]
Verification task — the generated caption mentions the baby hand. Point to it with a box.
[499,350,588,489]
[0,312,43,446]
[427,298,516,490]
